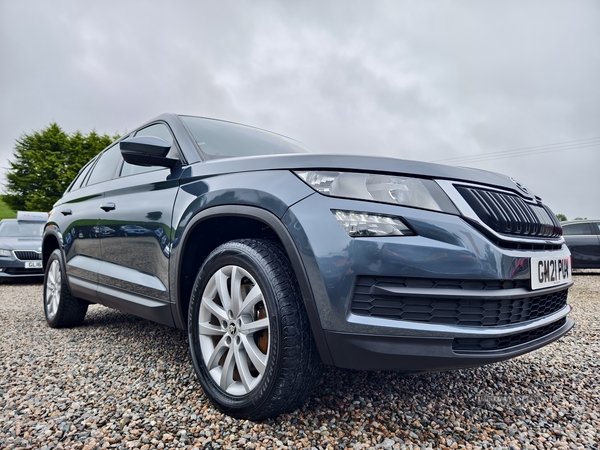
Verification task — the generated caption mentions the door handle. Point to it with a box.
[61,209,72,216]
[100,202,116,212]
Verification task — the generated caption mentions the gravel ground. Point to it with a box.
[1,274,598,450]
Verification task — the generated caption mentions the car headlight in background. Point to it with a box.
[294,171,458,213]
[0,249,12,257]
[332,210,414,237]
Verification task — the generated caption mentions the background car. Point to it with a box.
[118,224,152,237]
[88,225,116,238]
[42,114,573,419]
[561,220,600,268]
[0,211,47,280]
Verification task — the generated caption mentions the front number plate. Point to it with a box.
[531,256,571,290]
[24,261,42,269]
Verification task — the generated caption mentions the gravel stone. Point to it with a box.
[1,272,599,449]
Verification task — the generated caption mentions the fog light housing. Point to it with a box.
[332,210,414,237]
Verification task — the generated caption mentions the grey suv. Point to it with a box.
[42,114,573,419]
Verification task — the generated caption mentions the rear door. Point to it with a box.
[57,143,122,299]
[96,122,182,323]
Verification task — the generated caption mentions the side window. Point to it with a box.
[562,223,593,236]
[594,223,600,235]
[86,144,121,186]
[120,123,176,177]
[67,159,95,192]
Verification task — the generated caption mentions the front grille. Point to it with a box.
[13,251,42,261]
[452,318,567,353]
[351,276,568,326]
[456,186,562,239]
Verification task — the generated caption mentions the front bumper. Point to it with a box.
[0,263,44,278]
[284,193,573,371]
[0,256,44,279]
[324,317,573,371]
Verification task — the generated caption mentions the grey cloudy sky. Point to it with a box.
[1,0,598,219]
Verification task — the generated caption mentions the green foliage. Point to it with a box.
[573,217,587,221]
[555,213,567,222]
[0,196,17,220]
[3,123,117,211]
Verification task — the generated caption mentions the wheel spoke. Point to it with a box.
[239,285,263,316]
[240,334,267,374]
[229,266,244,317]
[46,291,54,316]
[215,269,232,311]
[239,317,269,334]
[206,334,230,370]
[233,343,253,392]
[48,264,56,286]
[54,263,61,286]
[219,346,236,390]
[199,321,225,336]
[201,296,228,323]
[50,293,57,316]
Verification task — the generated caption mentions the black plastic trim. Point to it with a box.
[97,284,174,327]
[324,317,574,371]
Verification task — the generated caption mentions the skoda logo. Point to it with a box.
[510,177,529,194]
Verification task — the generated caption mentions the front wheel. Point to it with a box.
[188,239,322,420]
[44,249,88,328]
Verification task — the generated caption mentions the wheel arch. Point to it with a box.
[42,227,62,269]
[173,205,333,365]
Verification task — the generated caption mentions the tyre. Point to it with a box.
[44,249,88,328]
[188,239,323,419]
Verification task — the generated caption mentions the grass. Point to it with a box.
[0,197,17,220]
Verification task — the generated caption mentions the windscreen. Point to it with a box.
[0,221,44,237]
[179,116,310,159]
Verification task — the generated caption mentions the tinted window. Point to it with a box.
[67,159,95,192]
[562,223,593,235]
[180,116,310,159]
[86,144,121,185]
[120,123,176,177]
[594,223,600,234]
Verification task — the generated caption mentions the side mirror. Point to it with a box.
[120,136,179,168]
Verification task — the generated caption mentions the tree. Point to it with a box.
[555,213,567,222]
[3,123,117,211]
[573,217,587,221]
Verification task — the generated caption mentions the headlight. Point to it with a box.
[295,171,457,213]
[0,249,12,257]
[332,210,414,237]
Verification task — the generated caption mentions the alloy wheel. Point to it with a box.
[45,259,61,320]
[198,265,270,396]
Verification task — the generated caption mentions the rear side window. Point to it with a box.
[67,159,96,192]
[86,144,121,186]
[562,223,593,235]
[594,223,600,234]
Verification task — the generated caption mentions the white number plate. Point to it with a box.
[24,261,42,269]
[531,255,572,290]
